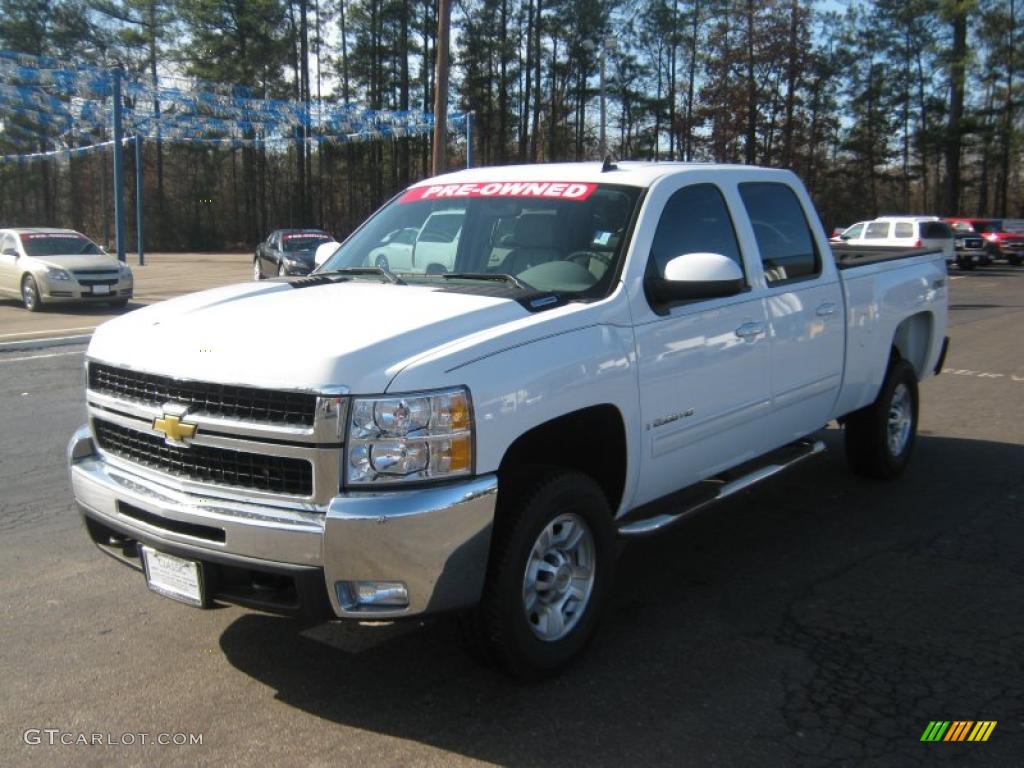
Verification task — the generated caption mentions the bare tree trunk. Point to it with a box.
[944,1,968,215]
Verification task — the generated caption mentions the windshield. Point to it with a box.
[20,232,102,256]
[320,181,642,296]
[282,233,331,251]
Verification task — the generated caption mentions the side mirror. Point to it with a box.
[646,252,745,307]
[1,248,18,257]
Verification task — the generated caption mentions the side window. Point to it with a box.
[845,223,865,239]
[865,222,890,239]
[738,182,821,285]
[650,183,743,278]
[894,222,914,238]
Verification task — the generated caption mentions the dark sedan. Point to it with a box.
[254,229,333,278]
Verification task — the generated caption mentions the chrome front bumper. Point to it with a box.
[68,425,498,619]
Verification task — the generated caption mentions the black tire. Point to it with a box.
[21,274,41,312]
[374,254,389,270]
[277,260,287,277]
[844,358,919,480]
[108,298,130,309]
[467,470,616,680]
[1008,254,1022,267]
[957,257,974,271]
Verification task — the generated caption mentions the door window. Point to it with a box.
[649,184,743,278]
[738,182,821,285]
[894,222,914,238]
[864,222,890,239]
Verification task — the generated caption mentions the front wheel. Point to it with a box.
[957,256,975,271]
[1008,253,1022,267]
[21,275,41,312]
[844,358,919,480]
[468,470,615,680]
[253,257,264,280]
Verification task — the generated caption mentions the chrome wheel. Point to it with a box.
[253,258,262,280]
[21,276,39,311]
[277,261,287,277]
[522,513,596,642]
[887,383,912,456]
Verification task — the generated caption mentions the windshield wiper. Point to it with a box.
[320,266,406,285]
[440,272,529,290]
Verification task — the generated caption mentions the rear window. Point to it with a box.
[920,222,951,239]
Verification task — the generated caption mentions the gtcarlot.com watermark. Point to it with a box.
[23,729,203,747]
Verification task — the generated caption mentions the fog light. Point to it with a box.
[336,580,409,611]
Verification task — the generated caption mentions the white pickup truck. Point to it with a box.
[69,162,949,678]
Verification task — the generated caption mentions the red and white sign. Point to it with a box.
[400,181,598,203]
[283,232,330,240]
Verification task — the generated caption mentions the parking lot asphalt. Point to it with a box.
[0,253,252,349]
[0,266,1021,767]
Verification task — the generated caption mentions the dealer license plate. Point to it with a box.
[91,284,110,295]
[141,547,204,607]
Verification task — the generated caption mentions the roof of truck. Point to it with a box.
[413,161,792,189]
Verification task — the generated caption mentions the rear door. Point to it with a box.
[737,182,844,439]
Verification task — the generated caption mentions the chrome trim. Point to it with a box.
[86,388,345,444]
[69,447,325,568]
[323,475,499,617]
[88,414,340,509]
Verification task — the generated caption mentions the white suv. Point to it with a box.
[842,216,954,263]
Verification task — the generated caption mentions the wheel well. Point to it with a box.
[498,405,626,512]
[892,312,933,379]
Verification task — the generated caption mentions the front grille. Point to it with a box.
[94,419,313,496]
[89,363,317,426]
[78,278,118,287]
[962,238,983,249]
[73,269,119,277]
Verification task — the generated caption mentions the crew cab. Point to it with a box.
[69,163,948,678]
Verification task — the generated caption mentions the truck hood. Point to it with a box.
[87,279,532,393]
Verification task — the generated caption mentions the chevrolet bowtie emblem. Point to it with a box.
[153,413,198,444]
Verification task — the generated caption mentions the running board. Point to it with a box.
[616,439,826,537]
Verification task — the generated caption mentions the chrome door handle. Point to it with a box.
[735,321,765,339]
[815,302,837,316]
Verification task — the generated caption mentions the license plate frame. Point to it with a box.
[140,546,205,607]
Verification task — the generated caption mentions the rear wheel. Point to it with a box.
[844,358,919,480]
[277,261,287,277]
[1008,253,1022,266]
[21,275,41,312]
[467,470,615,680]
[374,255,389,270]
[957,256,975,271]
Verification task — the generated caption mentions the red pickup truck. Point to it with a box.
[945,218,1024,266]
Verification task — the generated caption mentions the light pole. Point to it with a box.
[432,0,452,176]
[586,37,616,160]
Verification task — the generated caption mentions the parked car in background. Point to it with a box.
[367,210,464,273]
[944,218,1024,266]
[842,216,955,264]
[831,221,869,243]
[254,229,333,278]
[0,227,133,311]
[944,223,988,270]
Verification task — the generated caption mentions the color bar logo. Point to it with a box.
[920,721,997,742]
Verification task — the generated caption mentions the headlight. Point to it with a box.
[119,264,132,279]
[46,267,71,281]
[285,258,308,270]
[345,387,473,485]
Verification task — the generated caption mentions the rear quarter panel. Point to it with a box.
[834,252,948,417]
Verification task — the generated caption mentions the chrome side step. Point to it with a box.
[617,439,826,537]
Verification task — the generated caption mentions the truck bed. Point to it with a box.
[831,243,945,269]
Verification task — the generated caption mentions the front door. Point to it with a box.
[632,181,773,507]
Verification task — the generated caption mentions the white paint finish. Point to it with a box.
[79,162,949,521]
